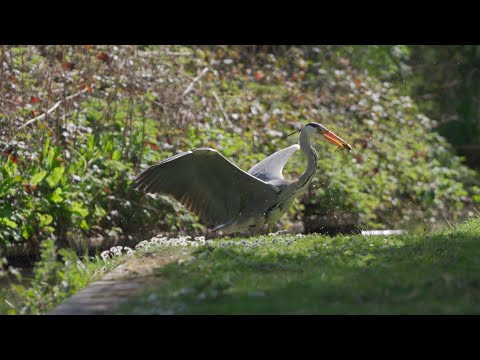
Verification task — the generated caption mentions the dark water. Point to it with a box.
[0,267,34,290]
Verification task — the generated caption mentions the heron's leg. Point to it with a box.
[252,224,263,237]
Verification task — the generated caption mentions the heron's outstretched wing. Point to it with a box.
[247,144,300,182]
[133,148,279,227]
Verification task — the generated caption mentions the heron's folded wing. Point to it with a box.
[247,144,300,181]
[133,148,279,227]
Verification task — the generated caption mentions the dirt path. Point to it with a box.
[50,252,185,315]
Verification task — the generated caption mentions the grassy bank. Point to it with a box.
[118,216,480,314]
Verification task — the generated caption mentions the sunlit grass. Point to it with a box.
[118,217,480,314]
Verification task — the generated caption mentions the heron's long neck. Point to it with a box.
[295,131,318,189]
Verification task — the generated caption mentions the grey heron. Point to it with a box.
[133,122,352,234]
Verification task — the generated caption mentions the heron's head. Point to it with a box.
[304,122,352,151]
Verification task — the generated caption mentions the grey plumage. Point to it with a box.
[248,144,300,182]
[133,122,351,234]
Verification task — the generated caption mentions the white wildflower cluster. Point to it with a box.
[101,246,134,261]
[127,230,305,252]
[135,235,215,251]
[216,232,305,250]
[267,231,304,239]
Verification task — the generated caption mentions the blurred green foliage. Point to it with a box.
[407,46,480,168]
[330,45,480,168]
[0,45,479,255]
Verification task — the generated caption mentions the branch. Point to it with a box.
[212,91,235,128]
[0,98,16,106]
[153,100,173,111]
[180,67,209,98]
[18,87,89,130]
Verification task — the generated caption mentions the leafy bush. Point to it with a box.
[1,45,479,255]
[0,236,127,314]
[1,46,203,252]
[179,46,480,230]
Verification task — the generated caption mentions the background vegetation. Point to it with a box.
[1,45,480,314]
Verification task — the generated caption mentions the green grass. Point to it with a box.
[118,217,480,314]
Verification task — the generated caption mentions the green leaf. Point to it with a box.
[72,201,89,218]
[2,217,18,228]
[38,213,53,227]
[22,226,30,239]
[88,134,95,151]
[30,170,48,186]
[103,137,113,154]
[43,226,55,233]
[46,166,65,188]
[43,137,51,161]
[80,220,89,230]
[94,205,107,218]
[47,147,56,169]
[49,187,64,203]
[4,160,18,177]
[112,149,122,161]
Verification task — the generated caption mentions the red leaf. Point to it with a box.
[62,62,75,71]
[30,96,40,104]
[255,71,263,80]
[145,141,160,150]
[81,83,93,93]
[8,155,19,164]
[97,52,110,63]
[23,183,38,194]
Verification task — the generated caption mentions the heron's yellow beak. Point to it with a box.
[322,130,352,151]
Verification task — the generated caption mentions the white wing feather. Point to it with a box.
[247,144,300,181]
